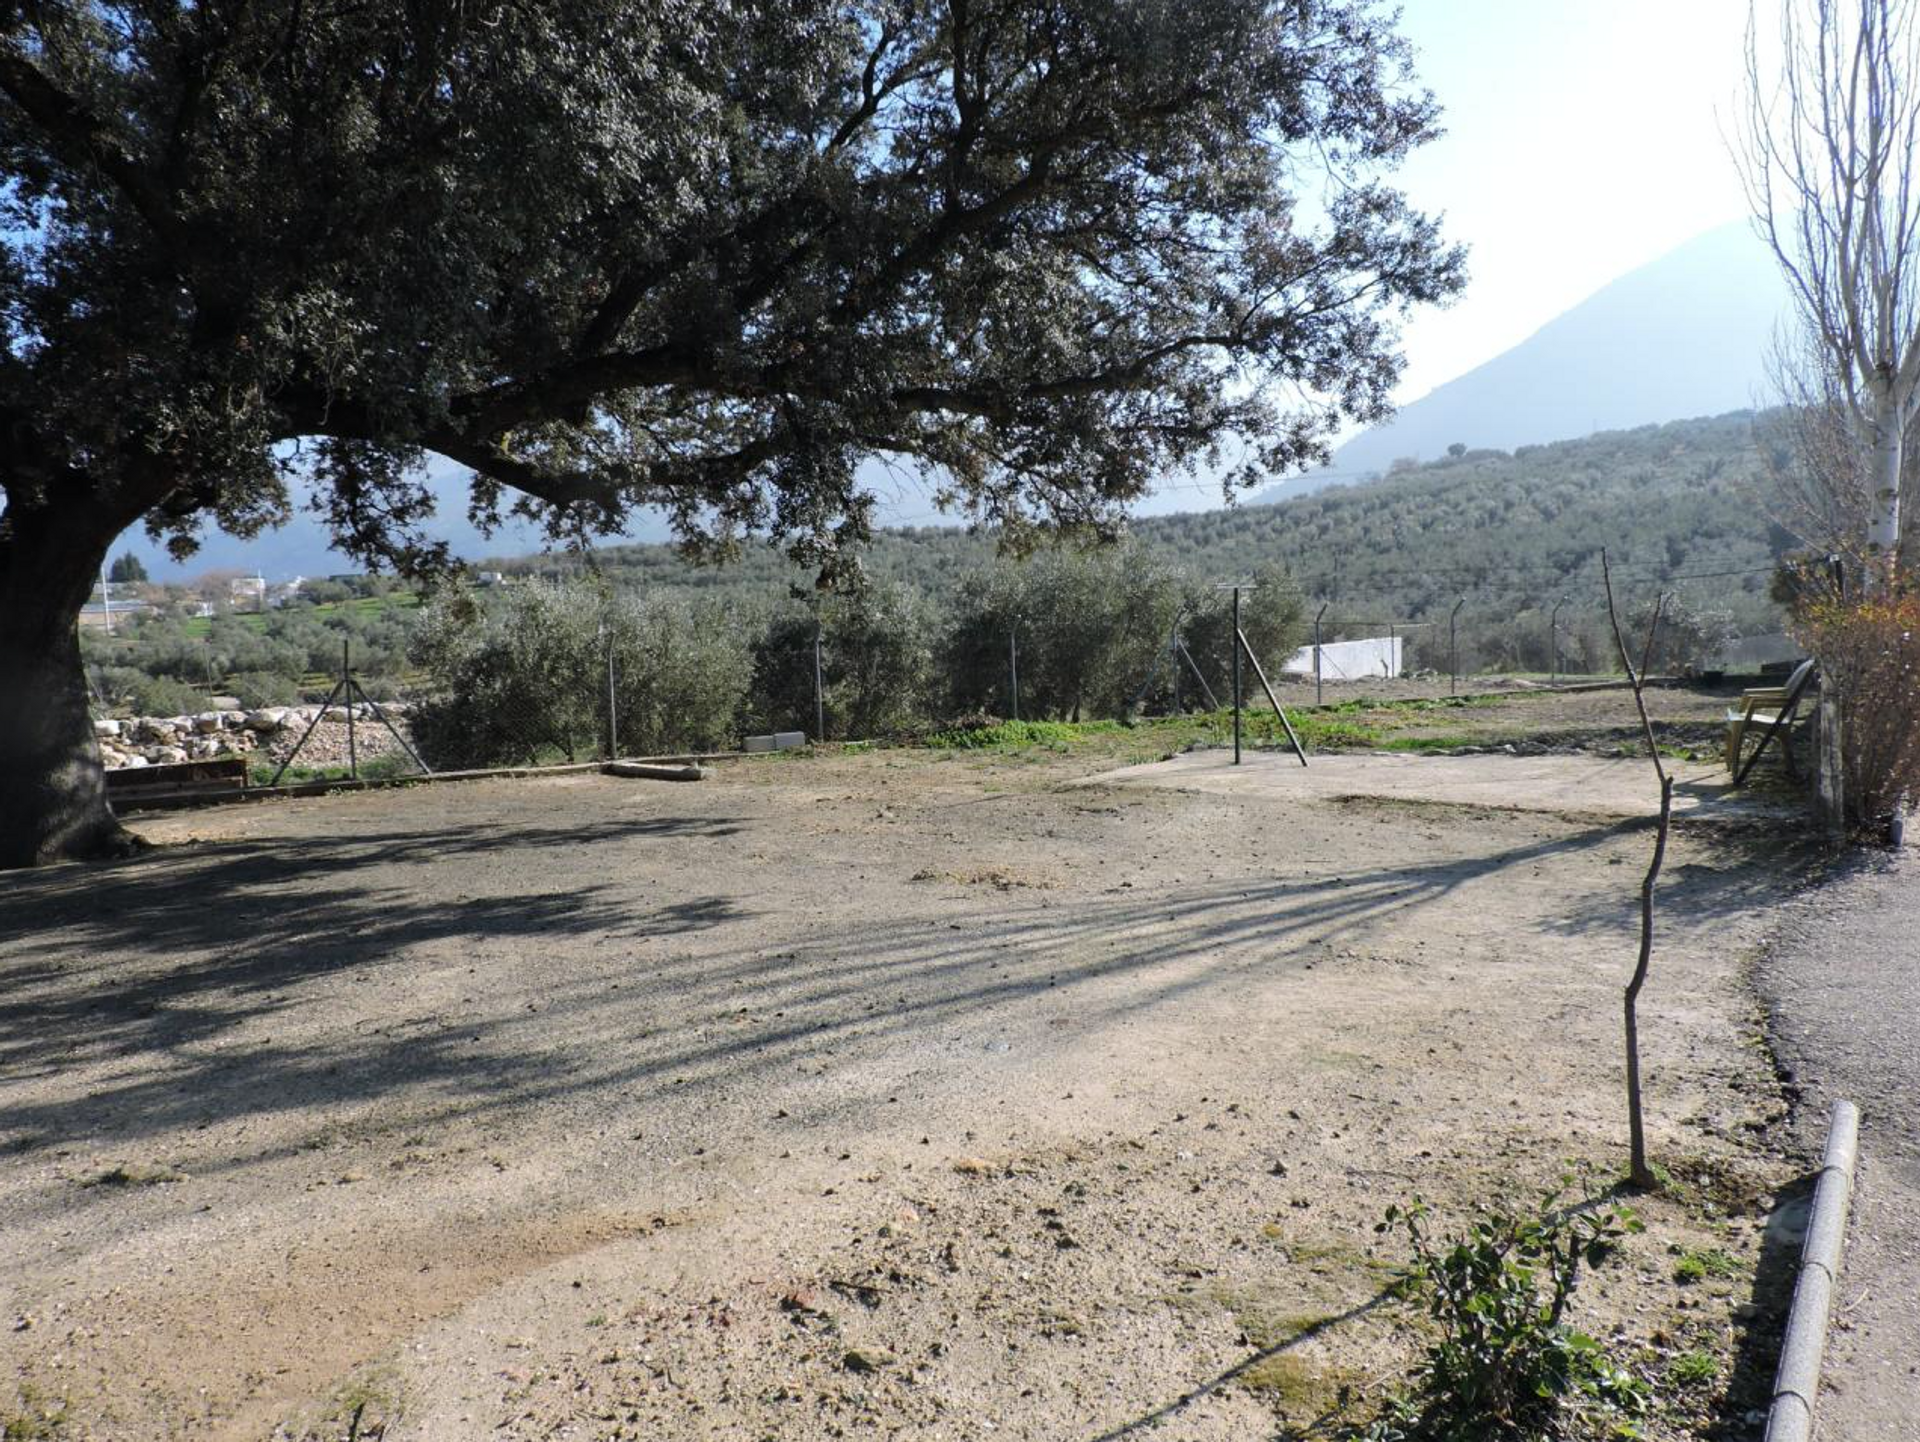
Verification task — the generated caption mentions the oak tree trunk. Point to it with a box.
[0,510,142,869]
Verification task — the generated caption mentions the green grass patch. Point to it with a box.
[905,689,1604,764]
[924,718,1127,749]
[1380,734,1481,753]
[1312,693,1506,717]
[1672,1247,1741,1284]
[250,753,418,787]
[1,1386,69,1442]
[181,591,420,638]
[1665,1349,1719,1389]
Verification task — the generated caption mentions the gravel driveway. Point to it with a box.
[1758,850,1920,1439]
[1,745,1806,1440]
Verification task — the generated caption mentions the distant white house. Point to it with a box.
[1280,635,1404,681]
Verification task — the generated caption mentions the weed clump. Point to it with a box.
[1350,1181,1648,1441]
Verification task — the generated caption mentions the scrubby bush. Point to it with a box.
[1356,1184,1647,1441]
[297,578,355,605]
[410,584,597,765]
[1166,566,1307,706]
[225,671,302,709]
[604,591,752,755]
[1798,587,1920,838]
[125,674,208,718]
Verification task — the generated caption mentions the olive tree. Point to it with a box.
[746,581,937,740]
[410,581,749,766]
[942,542,1186,719]
[0,0,1462,866]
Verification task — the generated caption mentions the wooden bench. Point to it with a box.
[105,755,250,807]
[1726,658,1817,786]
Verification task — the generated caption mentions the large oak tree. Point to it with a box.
[1,0,1462,867]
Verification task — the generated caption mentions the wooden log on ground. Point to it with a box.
[603,762,707,782]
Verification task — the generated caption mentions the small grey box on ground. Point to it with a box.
[744,731,808,753]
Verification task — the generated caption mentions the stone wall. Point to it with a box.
[93,703,417,772]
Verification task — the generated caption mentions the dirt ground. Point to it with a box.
[1,698,1818,1441]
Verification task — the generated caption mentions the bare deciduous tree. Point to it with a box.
[1740,0,1920,571]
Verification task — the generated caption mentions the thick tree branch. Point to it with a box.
[0,47,185,252]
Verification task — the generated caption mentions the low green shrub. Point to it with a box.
[225,670,302,708]
[125,674,208,718]
[1665,1350,1717,1389]
[1354,1182,1648,1441]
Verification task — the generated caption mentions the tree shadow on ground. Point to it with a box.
[0,814,748,1077]
[1542,825,1827,941]
[0,804,1807,1198]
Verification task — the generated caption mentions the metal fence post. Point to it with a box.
[1232,585,1243,765]
[1449,596,1464,697]
[813,618,826,743]
[605,631,619,761]
[1550,595,1569,684]
[1009,624,1020,722]
[1313,601,1327,706]
[343,639,356,779]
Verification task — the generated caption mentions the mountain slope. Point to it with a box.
[93,410,1793,687]
[541,409,1790,647]
[1251,221,1790,503]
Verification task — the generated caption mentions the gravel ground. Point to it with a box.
[1756,849,1920,1439]
[0,728,1809,1442]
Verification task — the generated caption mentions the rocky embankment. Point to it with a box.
[94,703,418,772]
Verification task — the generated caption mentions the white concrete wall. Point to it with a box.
[1280,635,1403,680]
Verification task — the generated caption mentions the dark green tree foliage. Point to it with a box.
[1,0,1461,865]
[603,593,754,757]
[106,552,147,584]
[410,585,609,767]
[746,582,936,740]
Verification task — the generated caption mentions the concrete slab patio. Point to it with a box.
[1081,747,1797,821]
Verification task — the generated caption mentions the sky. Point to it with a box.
[1384,0,1758,403]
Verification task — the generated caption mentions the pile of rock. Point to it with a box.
[94,702,417,772]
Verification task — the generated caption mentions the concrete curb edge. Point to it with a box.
[1763,1098,1860,1442]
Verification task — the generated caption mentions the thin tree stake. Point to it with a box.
[1602,548,1671,1191]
